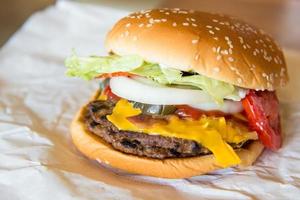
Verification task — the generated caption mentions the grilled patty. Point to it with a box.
[85,100,244,159]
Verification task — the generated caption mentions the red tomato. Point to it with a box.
[242,90,282,150]
[175,105,226,120]
[103,86,120,101]
[97,72,132,79]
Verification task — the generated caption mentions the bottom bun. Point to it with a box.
[70,91,264,179]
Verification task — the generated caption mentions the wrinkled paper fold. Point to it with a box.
[0,1,299,199]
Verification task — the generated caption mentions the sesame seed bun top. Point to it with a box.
[105,8,288,90]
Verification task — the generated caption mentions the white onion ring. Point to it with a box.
[110,76,243,113]
[190,101,243,113]
[110,76,213,105]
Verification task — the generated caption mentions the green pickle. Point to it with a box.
[99,78,176,115]
[99,78,110,91]
[132,102,176,115]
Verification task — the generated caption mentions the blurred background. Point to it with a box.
[1,0,300,50]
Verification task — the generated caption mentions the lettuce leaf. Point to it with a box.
[65,53,144,80]
[65,54,242,102]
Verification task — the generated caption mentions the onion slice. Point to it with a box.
[190,101,243,114]
[110,76,243,113]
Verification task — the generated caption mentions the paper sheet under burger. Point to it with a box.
[0,1,299,199]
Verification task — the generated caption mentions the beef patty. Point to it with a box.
[85,100,244,159]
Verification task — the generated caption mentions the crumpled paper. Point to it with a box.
[0,1,299,199]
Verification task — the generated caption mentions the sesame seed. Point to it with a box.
[192,39,198,44]
[149,18,154,24]
[190,18,196,22]
[209,30,215,34]
[206,25,212,29]
[165,12,170,15]
[228,57,234,62]
[212,47,217,52]
[138,23,144,27]
[237,78,242,83]
[215,27,220,31]
[183,22,189,26]
[179,11,188,14]
[216,55,222,60]
[221,50,228,55]
[195,54,200,60]
[213,37,219,41]
[225,36,229,41]
[238,36,244,44]
[262,73,268,78]
[212,19,218,22]
[280,68,285,77]
[161,18,167,22]
[125,23,131,28]
[192,23,198,27]
[172,22,177,27]
[154,19,161,23]
[146,24,152,28]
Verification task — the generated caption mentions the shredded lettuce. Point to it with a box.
[65,54,242,102]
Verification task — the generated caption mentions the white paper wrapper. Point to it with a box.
[0,1,299,199]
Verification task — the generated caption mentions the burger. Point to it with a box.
[65,8,288,178]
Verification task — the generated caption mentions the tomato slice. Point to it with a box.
[97,72,133,79]
[242,90,282,150]
[103,86,120,101]
[175,105,227,120]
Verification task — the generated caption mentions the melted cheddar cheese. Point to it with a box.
[107,99,257,167]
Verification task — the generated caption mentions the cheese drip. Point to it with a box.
[107,99,257,167]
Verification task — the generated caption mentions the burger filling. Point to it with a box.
[66,54,282,167]
[85,99,252,160]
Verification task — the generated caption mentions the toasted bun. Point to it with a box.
[105,9,288,90]
[70,91,264,179]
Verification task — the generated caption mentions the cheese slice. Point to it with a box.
[107,99,257,167]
